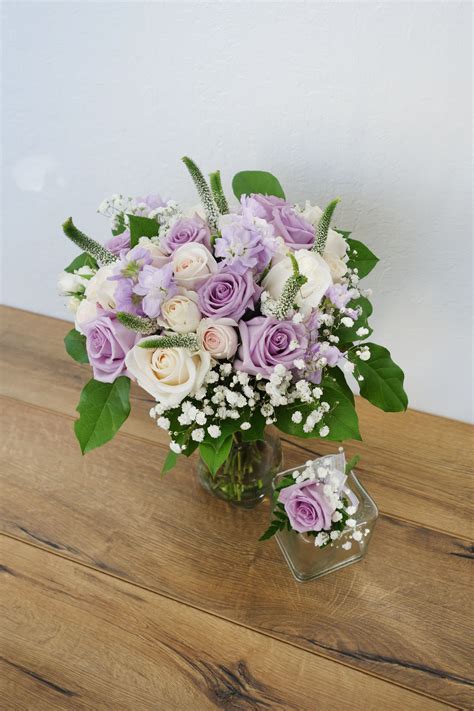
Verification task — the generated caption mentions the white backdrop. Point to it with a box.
[1,1,472,422]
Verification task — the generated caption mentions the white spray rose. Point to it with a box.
[57,269,90,296]
[125,340,211,408]
[160,290,201,333]
[197,318,238,360]
[262,249,332,315]
[298,201,349,280]
[74,298,99,333]
[84,264,117,310]
[172,243,217,289]
[138,236,169,268]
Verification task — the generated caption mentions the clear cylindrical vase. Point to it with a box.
[197,429,282,509]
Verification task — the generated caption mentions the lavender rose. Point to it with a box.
[234,316,308,378]
[245,194,315,250]
[104,230,131,256]
[163,215,211,254]
[278,480,335,533]
[198,270,260,321]
[83,314,138,383]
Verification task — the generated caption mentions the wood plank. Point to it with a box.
[1,305,471,537]
[1,399,472,707]
[0,537,445,711]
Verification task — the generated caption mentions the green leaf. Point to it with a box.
[259,523,281,541]
[64,328,89,364]
[345,454,361,475]
[74,377,131,454]
[334,295,373,346]
[240,410,266,443]
[199,436,233,476]
[322,367,354,405]
[161,450,178,475]
[232,171,285,200]
[111,213,127,236]
[274,383,361,441]
[65,252,98,274]
[348,343,408,412]
[128,214,159,248]
[346,238,379,278]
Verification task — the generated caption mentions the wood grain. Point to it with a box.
[1,305,471,538]
[0,536,446,711]
[1,398,472,707]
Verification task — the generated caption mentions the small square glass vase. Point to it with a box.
[273,468,378,582]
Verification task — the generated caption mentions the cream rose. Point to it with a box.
[298,201,348,280]
[160,290,201,333]
[138,236,169,268]
[125,340,211,408]
[262,249,332,315]
[197,318,238,360]
[84,264,117,310]
[74,298,99,333]
[172,243,217,289]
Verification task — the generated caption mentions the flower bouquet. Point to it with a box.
[58,157,407,508]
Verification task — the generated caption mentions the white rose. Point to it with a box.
[138,236,169,268]
[57,271,87,296]
[84,265,117,310]
[161,290,201,333]
[125,340,211,408]
[262,249,332,315]
[298,201,348,280]
[74,298,98,333]
[197,318,238,360]
[323,252,347,282]
[172,243,217,289]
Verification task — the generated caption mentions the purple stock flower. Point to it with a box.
[234,316,308,379]
[83,314,138,383]
[135,194,167,213]
[133,263,177,318]
[163,215,211,254]
[105,230,131,256]
[278,480,335,533]
[244,194,315,250]
[198,270,259,321]
[214,214,277,275]
[326,283,352,309]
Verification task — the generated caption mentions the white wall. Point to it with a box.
[1,1,472,422]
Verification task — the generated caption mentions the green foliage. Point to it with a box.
[74,377,131,454]
[334,295,373,345]
[232,171,285,200]
[111,213,126,236]
[346,238,379,278]
[199,436,233,476]
[116,312,159,335]
[322,368,354,405]
[64,252,98,274]
[139,333,198,350]
[64,328,89,364]
[128,214,159,248]
[182,156,220,231]
[313,198,340,253]
[348,343,408,412]
[161,450,179,475]
[209,170,229,214]
[274,382,361,441]
[345,454,361,475]
[62,217,117,266]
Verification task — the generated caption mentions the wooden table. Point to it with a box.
[0,306,472,710]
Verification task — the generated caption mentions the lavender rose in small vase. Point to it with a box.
[262,451,378,581]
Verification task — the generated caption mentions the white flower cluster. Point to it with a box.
[97,194,180,232]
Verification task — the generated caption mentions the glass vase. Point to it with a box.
[273,468,378,582]
[197,429,282,509]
